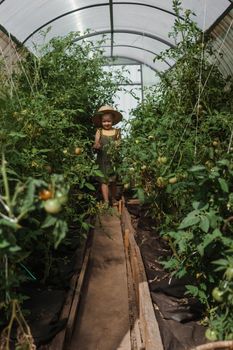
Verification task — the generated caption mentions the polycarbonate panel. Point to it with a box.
[104,64,141,84]
[113,4,176,45]
[181,0,230,29]
[113,0,230,30]
[25,7,110,51]
[0,0,106,42]
[0,0,231,71]
[113,32,175,66]
[113,0,173,11]
[113,84,142,134]
[142,65,161,87]
[113,46,168,71]
[82,33,112,47]
[99,46,111,58]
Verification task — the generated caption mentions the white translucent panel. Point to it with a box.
[179,0,230,29]
[123,65,141,84]
[99,46,111,58]
[142,65,161,87]
[0,0,107,42]
[104,64,141,84]
[113,0,230,30]
[113,33,175,66]
[113,4,176,45]
[25,7,110,51]
[107,57,140,65]
[113,46,169,72]
[113,84,142,135]
[0,0,230,70]
[82,33,112,47]
[113,1,172,9]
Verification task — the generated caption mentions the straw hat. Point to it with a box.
[92,105,123,127]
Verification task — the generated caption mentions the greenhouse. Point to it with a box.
[0,1,233,349]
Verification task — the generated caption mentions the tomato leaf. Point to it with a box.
[218,178,229,193]
[137,188,145,203]
[199,216,210,233]
[197,229,222,256]
[85,182,95,191]
[178,216,200,229]
[42,215,57,228]
[189,165,206,172]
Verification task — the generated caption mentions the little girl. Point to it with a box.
[93,105,122,206]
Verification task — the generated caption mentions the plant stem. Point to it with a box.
[1,153,13,218]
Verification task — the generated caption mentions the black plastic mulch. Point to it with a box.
[18,234,86,348]
[127,202,207,350]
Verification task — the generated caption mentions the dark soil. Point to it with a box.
[3,225,87,349]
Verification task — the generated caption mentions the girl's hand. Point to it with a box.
[93,142,101,150]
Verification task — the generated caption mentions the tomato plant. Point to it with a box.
[117,0,233,340]
[0,30,126,347]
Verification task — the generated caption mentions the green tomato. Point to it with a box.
[212,287,224,302]
[205,328,218,341]
[225,267,233,281]
[56,191,68,205]
[44,198,62,214]
[160,156,167,164]
[156,177,166,188]
[124,183,130,190]
[169,177,178,184]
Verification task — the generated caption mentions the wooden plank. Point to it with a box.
[190,341,233,350]
[121,203,164,350]
[126,198,141,205]
[124,229,143,350]
[64,247,91,347]
[118,199,123,215]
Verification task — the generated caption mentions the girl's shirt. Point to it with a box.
[97,128,120,141]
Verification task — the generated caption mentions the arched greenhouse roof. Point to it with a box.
[0,0,232,73]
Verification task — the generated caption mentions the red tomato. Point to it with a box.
[39,189,53,200]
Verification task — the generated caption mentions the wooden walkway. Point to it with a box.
[49,203,164,350]
[70,213,131,350]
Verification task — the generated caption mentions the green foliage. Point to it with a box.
[0,30,125,343]
[118,0,233,340]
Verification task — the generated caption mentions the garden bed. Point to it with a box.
[1,224,89,350]
[125,199,207,350]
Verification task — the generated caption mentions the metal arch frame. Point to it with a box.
[105,54,162,74]
[96,44,172,67]
[73,30,174,48]
[113,2,183,19]
[112,44,172,67]
[22,2,179,45]
[73,30,174,72]
[109,0,114,56]
[106,55,162,96]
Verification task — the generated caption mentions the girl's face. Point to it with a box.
[101,113,113,130]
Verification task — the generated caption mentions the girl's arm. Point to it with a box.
[93,129,101,149]
[115,128,121,146]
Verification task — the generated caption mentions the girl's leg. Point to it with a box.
[101,183,109,203]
